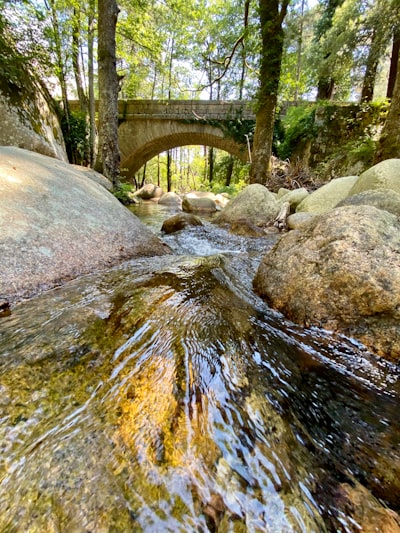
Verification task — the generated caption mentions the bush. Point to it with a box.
[61,111,89,165]
[277,104,317,160]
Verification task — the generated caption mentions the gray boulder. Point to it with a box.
[348,159,400,196]
[182,195,217,213]
[71,165,112,190]
[278,188,309,211]
[158,192,182,208]
[134,183,163,200]
[161,212,203,234]
[0,79,67,162]
[286,212,315,230]
[215,184,279,227]
[296,176,358,213]
[337,189,400,217]
[0,147,170,304]
[253,205,400,361]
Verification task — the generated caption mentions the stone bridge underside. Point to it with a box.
[119,119,250,178]
[116,100,254,178]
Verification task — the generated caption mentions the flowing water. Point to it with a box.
[1,203,400,532]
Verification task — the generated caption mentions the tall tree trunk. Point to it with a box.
[317,75,335,100]
[225,155,234,187]
[208,147,214,185]
[250,0,289,185]
[72,8,88,112]
[295,0,305,103]
[361,27,383,102]
[315,0,344,101]
[167,150,172,192]
[94,0,120,188]
[88,0,96,167]
[375,52,400,162]
[239,0,250,99]
[48,0,70,145]
[387,27,400,99]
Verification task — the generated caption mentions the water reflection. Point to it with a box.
[0,225,400,531]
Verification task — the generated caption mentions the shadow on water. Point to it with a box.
[1,205,400,532]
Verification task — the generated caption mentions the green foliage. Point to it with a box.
[113,182,135,203]
[183,107,255,145]
[277,104,317,159]
[0,10,31,98]
[61,111,89,165]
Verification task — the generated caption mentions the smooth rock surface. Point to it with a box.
[254,205,400,361]
[337,188,400,217]
[296,175,358,213]
[348,159,400,196]
[0,147,170,303]
[215,184,279,227]
[161,212,203,234]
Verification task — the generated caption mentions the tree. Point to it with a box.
[375,51,400,161]
[386,22,400,98]
[250,0,290,185]
[314,0,344,100]
[94,0,120,187]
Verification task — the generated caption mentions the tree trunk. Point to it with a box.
[387,27,400,99]
[94,0,120,188]
[250,96,277,183]
[361,26,384,102]
[167,150,172,192]
[88,0,96,167]
[208,147,214,185]
[375,52,400,162]
[72,8,88,112]
[48,0,70,145]
[294,0,305,103]
[225,155,234,187]
[315,0,345,101]
[249,0,289,185]
[317,75,335,100]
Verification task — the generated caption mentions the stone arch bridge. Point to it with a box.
[71,100,255,178]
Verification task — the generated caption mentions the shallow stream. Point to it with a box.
[0,203,399,532]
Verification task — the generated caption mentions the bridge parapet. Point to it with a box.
[118,100,255,120]
[68,99,255,121]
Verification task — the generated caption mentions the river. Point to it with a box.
[0,202,399,532]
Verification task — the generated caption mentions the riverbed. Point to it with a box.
[0,203,399,532]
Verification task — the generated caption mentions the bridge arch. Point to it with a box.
[118,118,250,179]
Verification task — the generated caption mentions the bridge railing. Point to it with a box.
[68,99,255,120]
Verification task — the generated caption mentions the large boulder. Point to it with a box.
[0,78,67,161]
[215,184,279,227]
[253,205,400,361]
[337,189,400,217]
[158,191,182,208]
[296,175,358,214]
[182,195,217,213]
[134,183,163,200]
[0,147,170,304]
[348,159,400,196]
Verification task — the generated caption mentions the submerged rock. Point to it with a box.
[0,147,170,304]
[161,212,203,234]
[253,205,400,361]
